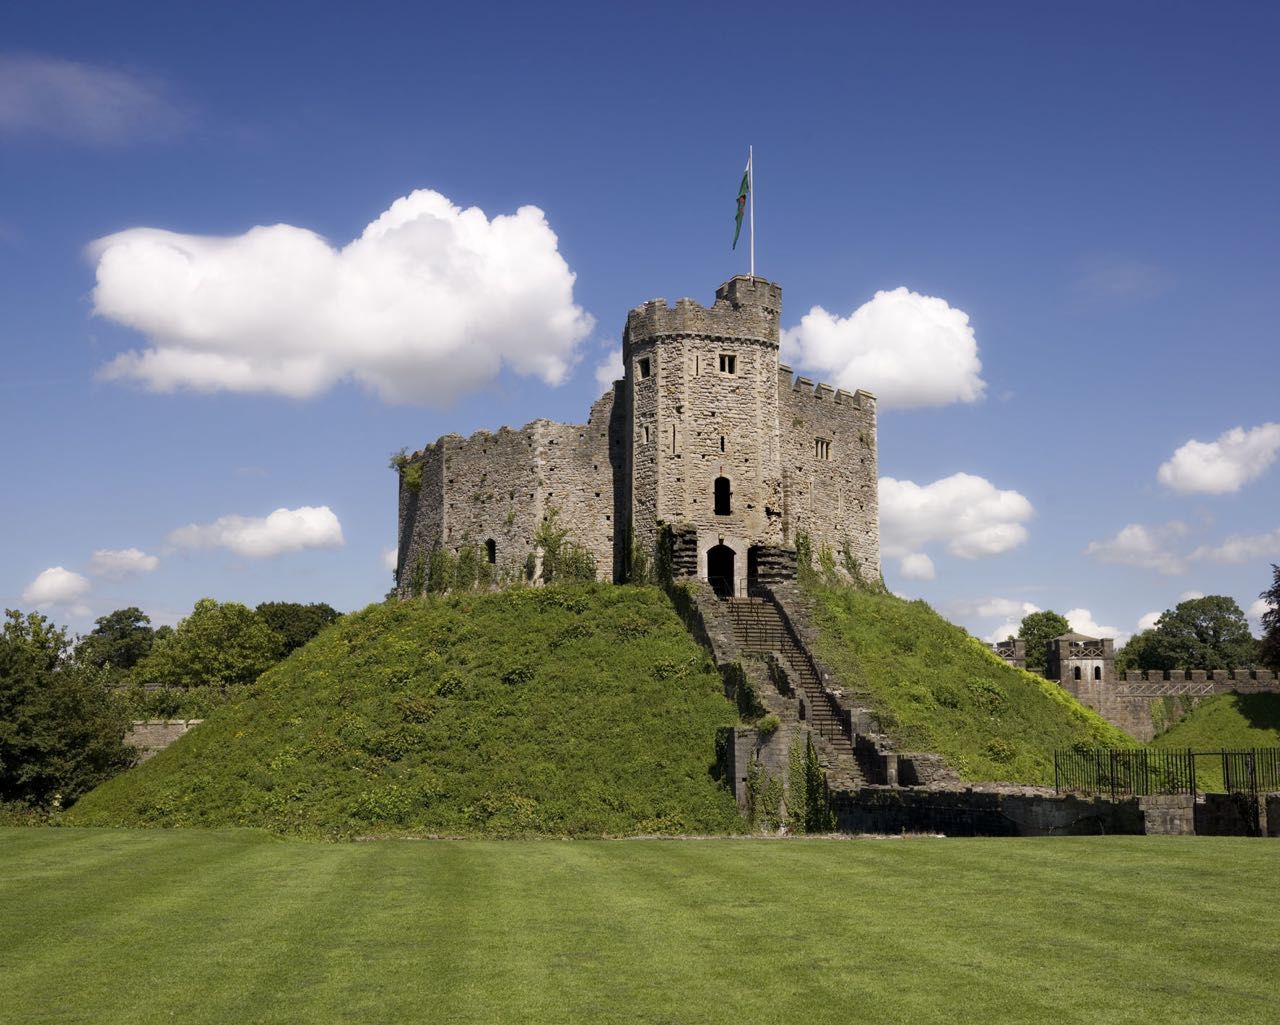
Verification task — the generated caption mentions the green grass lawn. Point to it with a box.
[2,828,1276,1025]
[801,581,1133,783]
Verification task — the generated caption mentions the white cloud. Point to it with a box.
[0,54,180,144]
[382,546,398,572]
[1247,597,1273,636]
[1158,423,1280,494]
[1178,590,1204,602]
[88,547,159,577]
[594,347,622,390]
[959,598,1040,644]
[169,506,344,558]
[1084,522,1188,575]
[22,566,90,607]
[780,287,985,409]
[898,553,935,580]
[1064,607,1129,645]
[1190,527,1280,565]
[90,190,595,406]
[879,473,1034,573]
[1137,611,1161,632]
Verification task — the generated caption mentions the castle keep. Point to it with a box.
[395,276,880,595]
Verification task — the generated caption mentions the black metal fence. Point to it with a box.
[1054,747,1280,798]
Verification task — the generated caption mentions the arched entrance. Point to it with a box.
[707,544,735,598]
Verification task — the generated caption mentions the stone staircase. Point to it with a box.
[723,596,875,790]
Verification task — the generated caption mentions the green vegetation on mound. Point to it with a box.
[1152,693,1280,750]
[802,581,1134,783]
[67,586,743,837]
[3,829,1277,1025]
[1151,693,1280,790]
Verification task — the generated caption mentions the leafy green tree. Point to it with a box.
[75,607,155,682]
[1018,610,1070,672]
[1143,596,1258,670]
[0,609,133,807]
[1114,629,1166,675]
[1256,565,1280,671]
[131,599,284,688]
[534,507,596,585]
[254,602,341,656]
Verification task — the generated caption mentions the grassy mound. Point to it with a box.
[1151,692,1280,750]
[67,586,743,837]
[801,581,1134,783]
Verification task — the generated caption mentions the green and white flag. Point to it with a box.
[732,156,751,250]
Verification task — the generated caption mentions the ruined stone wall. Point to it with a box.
[397,392,623,594]
[397,444,445,596]
[778,368,880,583]
[125,720,201,762]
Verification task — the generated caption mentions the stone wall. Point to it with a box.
[1061,669,1280,742]
[778,368,880,583]
[396,388,624,595]
[125,720,201,762]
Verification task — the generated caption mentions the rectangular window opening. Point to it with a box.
[719,353,736,374]
[815,438,831,460]
[637,357,651,379]
[720,435,726,453]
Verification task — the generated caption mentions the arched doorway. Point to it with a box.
[707,544,735,598]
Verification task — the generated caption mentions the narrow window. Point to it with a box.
[719,353,736,374]
[815,438,831,460]
[1094,666,1102,681]
[485,539,496,564]
[642,425,651,444]
[694,355,700,376]
[714,476,731,515]
[720,435,726,453]
[671,425,677,453]
[637,357,651,379]
[1073,666,1082,681]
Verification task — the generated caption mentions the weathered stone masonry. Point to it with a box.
[396,276,881,595]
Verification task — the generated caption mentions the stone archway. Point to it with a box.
[707,544,736,598]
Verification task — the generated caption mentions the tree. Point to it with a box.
[1114,629,1166,675]
[0,609,133,808]
[1017,610,1070,672]
[254,602,341,656]
[1257,565,1280,671]
[131,599,284,688]
[1143,596,1258,671]
[75,607,155,682]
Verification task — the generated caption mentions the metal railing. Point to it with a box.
[1054,747,1280,798]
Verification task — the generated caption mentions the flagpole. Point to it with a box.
[748,145,755,279]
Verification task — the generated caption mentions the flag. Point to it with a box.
[732,157,750,249]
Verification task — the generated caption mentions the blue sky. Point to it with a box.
[3,0,1278,645]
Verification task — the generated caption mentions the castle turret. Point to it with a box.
[622,277,787,596]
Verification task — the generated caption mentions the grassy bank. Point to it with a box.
[801,581,1134,783]
[1151,693,1280,790]
[1,828,1275,1025]
[67,586,742,837]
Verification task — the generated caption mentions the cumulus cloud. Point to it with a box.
[957,598,1042,643]
[89,190,595,406]
[88,547,159,577]
[879,473,1034,573]
[22,566,90,607]
[1065,607,1129,645]
[1137,611,1161,632]
[1158,423,1280,494]
[594,346,623,390]
[898,553,935,581]
[1084,522,1188,575]
[382,546,398,572]
[1247,597,1273,636]
[781,287,985,409]
[1178,590,1205,602]
[1190,527,1280,565]
[0,54,180,143]
[169,506,344,558]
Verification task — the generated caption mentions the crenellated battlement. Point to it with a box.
[624,276,781,351]
[777,363,875,410]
